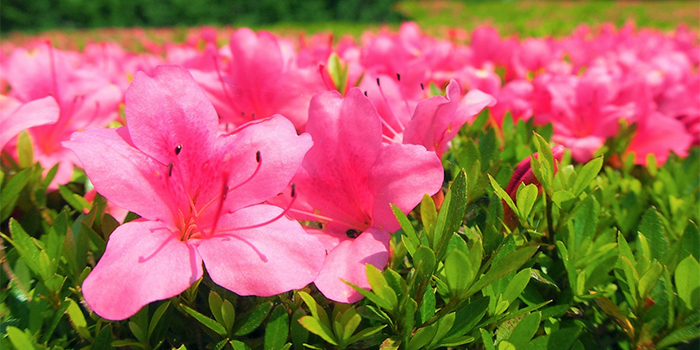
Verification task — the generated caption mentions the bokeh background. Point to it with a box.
[3,0,698,38]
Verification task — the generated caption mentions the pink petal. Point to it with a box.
[287,89,384,228]
[0,96,59,149]
[368,143,443,233]
[63,127,176,224]
[197,204,325,296]
[82,220,203,321]
[125,65,218,167]
[314,228,391,303]
[215,115,313,214]
[628,113,692,165]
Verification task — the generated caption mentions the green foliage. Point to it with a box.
[2,0,405,33]
[1,110,699,349]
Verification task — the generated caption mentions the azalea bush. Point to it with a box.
[0,22,698,350]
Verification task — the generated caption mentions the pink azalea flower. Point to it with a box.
[196,28,326,131]
[0,95,59,150]
[275,88,444,303]
[63,65,325,320]
[363,77,495,159]
[4,43,123,188]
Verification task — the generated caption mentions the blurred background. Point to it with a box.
[2,0,698,37]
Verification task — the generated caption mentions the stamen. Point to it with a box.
[215,183,298,234]
[168,163,174,177]
[375,76,406,133]
[287,208,361,229]
[175,144,182,155]
[197,151,263,217]
[364,91,368,97]
[396,73,401,81]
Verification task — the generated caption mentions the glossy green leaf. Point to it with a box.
[638,207,669,263]
[509,312,541,347]
[444,248,473,297]
[298,316,337,346]
[17,130,34,168]
[516,183,538,219]
[572,157,603,196]
[489,174,518,216]
[366,264,398,312]
[291,308,309,350]
[675,255,700,311]
[181,304,227,336]
[264,305,290,350]
[234,301,273,336]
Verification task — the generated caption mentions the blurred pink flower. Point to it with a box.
[0,95,59,150]
[64,65,324,320]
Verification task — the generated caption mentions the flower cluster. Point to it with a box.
[1,23,697,320]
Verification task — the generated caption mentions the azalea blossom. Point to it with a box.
[64,65,325,320]
[274,88,444,303]
[0,95,59,150]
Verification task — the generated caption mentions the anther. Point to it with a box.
[222,186,229,200]
[396,73,401,81]
[256,151,261,163]
[376,78,381,86]
[175,144,182,155]
[346,229,361,238]
[420,83,425,91]
[291,183,296,198]
[168,163,174,177]
[364,91,368,97]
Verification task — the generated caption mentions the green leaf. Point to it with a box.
[234,301,273,336]
[638,263,663,300]
[366,264,398,312]
[508,312,541,346]
[656,322,700,348]
[393,204,419,255]
[338,306,361,344]
[523,327,581,350]
[551,190,575,209]
[531,132,554,195]
[17,130,34,168]
[489,174,518,217]
[230,340,252,350]
[638,208,669,263]
[436,169,468,259]
[421,194,438,245]
[467,245,538,296]
[444,296,489,340]
[291,308,309,350]
[481,329,496,350]
[264,305,290,350]
[6,326,37,350]
[444,249,473,298]
[502,268,531,305]
[297,316,338,346]
[221,300,236,335]
[346,325,387,346]
[148,301,170,339]
[572,157,603,196]
[413,245,436,282]
[516,183,538,219]
[675,255,700,311]
[418,287,436,325]
[0,168,31,221]
[298,292,331,329]
[209,291,224,326]
[407,323,438,350]
[4,219,44,278]
[181,304,227,336]
[58,184,91,212]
